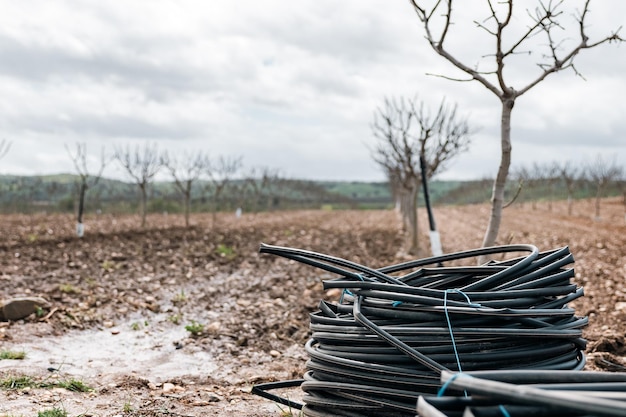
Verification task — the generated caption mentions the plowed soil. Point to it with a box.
[1,198,625,416]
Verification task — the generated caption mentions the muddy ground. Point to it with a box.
[1,198,625,416]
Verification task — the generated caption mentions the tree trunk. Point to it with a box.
[595,185,602,219]
[567,194,573,216]
[184,192,190,228]
[482,98,514,249]
[76,181,87,237]
[140,184,147,228]
[406,184,420,255]
[77,181,86,224]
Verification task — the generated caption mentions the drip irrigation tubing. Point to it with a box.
[415,370,626,417]
[251,243,616,416]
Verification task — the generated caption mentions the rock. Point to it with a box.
[162,382,184,394]
[0,296,50,321]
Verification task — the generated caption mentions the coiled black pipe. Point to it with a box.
[255,243,591,416]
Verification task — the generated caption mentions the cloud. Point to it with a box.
[0,0,623,182]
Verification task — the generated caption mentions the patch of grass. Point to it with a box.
[168,314,182,325]
[0,350,26,360]
[129,321,150,331]
[37,408,67,417]
[101,260,115,271]
[277,403,303,417]
[58,283,80,294]
[57,378,92,392]
[123,401,133,412]
[216,243,236,259]
[0,375,36,390]
[1,374,92,393]
[171,290,186,305]
[184,320,204,336]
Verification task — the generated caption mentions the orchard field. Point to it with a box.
[1,198,625,416]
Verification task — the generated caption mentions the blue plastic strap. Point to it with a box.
[437,373,472,397]
[443,289,463,373]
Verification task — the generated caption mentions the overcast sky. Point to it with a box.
[0,0,624,182]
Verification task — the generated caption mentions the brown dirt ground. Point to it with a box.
[0,198,625,416]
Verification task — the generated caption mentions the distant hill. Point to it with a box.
[0,174,621,215]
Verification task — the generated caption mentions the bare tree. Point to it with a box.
[205,155,243,225]
[372,95,473,254]
[161,150,210,227]
[114,143,162,228]
[66,143,109,237]
[558,160,584,215]
[410,0,623,248]
[586,155,623,219]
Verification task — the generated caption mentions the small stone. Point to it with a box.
[269,350,281,358]
[206,322,221,334]
[162,382,184,394]
[325,288,342,299]
[110,329,120,335]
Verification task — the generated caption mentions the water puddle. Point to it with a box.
[1,313,216,383]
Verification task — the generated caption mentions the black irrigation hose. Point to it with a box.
[419,370,626,417]
[254,243,596,416]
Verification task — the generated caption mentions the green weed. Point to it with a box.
[185,320,204,336]
[123,401,133,412]
[57,378,92,392]
[101,260,115,271]
[58,283,79,294]
[277,403,303,417]
[37,408,67,417]
[0,375,36,390]
[0,350,26,360]
[171,290,186,305]
[216,243,236,259]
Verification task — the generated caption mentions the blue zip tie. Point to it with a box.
[437,373,472,397]
[499,405,511,417]
[443,288,482,373]
[340,274,365,304]
[443,289,463,373]
[443,289,481,398]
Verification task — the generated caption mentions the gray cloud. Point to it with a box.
[0,0,623,181]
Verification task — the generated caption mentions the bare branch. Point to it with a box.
[0,139,12,161]
[517,1,624,96]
